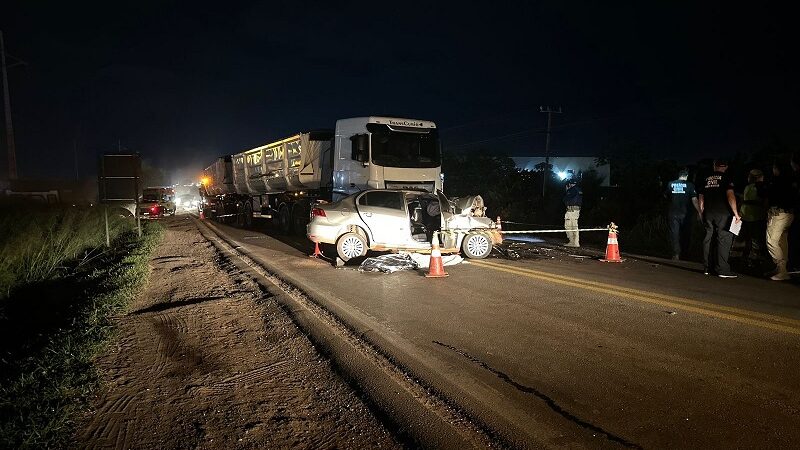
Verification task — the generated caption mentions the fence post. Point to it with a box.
[105,205,110,247]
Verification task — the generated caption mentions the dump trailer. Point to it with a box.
[200,116,442,233]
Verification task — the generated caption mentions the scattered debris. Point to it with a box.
[664,311,677,315]
[359,254,418,273]
[408,252,463,269]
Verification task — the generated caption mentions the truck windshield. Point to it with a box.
[367,124,440,168]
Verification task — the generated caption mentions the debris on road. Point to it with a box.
[359,254,418,273]
[409,252,463,269]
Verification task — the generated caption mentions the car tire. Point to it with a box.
[336,232,367,262]
[462,232,492,259]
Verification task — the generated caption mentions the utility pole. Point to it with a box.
[539,105,563,197]
[1,30,18,180]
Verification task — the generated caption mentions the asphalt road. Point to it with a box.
[198,214,800,448]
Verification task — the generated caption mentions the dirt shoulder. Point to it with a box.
[76,216,398,449]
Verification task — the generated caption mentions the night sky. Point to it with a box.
[2,1,796,181]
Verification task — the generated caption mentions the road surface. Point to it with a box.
[197,214,800,448]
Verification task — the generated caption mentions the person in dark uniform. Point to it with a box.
[666,169,701,260]
[698,159,741,278]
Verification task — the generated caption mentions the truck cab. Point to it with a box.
[332,117,442,201]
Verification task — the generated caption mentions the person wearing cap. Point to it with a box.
[563,178,582,247]
[698,159,741,278]
[740,168,767,264]
[765,159,796,281]
[666,168,701,260]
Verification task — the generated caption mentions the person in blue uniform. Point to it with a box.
[666,169,701,260]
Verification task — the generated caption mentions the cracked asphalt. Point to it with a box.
[203,215,800,448]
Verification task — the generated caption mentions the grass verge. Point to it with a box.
[0,219,163,449]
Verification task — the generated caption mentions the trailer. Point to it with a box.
[200,116,442,233]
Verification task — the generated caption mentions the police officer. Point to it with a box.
[666,169,701,260]
[698,159,741,278]
[563,178,582,247]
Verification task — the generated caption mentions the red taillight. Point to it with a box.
[310,207,326,218]
[151,206,159,212]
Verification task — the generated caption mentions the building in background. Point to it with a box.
[511,156,610,187]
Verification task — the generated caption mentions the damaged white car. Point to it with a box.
[307,189,503,262]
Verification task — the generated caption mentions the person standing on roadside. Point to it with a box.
[698,159,741,278]
[765,160,796,281]
[740,169,768,265]
[563,178,582,247]
[788,153,800,272]
[666,169,701,260]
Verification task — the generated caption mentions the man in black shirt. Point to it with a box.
[666,169,701,260]
[698,159,741,278]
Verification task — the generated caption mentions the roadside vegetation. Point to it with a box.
[443,142,795,259]
[0,205,162,448]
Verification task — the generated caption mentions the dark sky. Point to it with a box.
[1,1,796,181]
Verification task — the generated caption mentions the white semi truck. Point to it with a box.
[200,116,443,233]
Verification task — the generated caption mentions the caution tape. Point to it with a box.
[499,227,609,234]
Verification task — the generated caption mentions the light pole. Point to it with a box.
[1,30,25,180]
[539,105,563,197]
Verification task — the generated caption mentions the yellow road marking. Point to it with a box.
[472,259,800,336]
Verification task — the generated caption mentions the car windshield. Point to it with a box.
[367,124,440,168]
[143,193,161,202]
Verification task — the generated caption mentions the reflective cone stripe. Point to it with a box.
[426,232,449,278]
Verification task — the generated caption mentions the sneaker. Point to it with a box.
[770,272,790,281]
[703,268,710,275]
[718,274,738,279]
[671,255,681,261]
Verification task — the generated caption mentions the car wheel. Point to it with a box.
[336,232,367,262]
[462,232,492,259]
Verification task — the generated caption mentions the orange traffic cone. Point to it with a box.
[426,232,449,278]
[309,241,323,258]
[600,222,624,263]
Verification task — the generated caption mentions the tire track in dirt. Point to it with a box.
[76,215,399,449]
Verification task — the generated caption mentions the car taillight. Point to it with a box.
[151,206,159,212]
[310,207,326,218]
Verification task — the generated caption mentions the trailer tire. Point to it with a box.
[243,202,253,228]
[279,205,292,234]
[462,232,492,259]
[336,232,367,262]
[292,203,309,235]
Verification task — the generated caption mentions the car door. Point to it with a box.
[356,191,410,246]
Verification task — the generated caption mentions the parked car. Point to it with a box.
[307,189,502,261]
[139,187,176,218]
[176,193,200,211]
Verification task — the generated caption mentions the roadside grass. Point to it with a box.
[0,206,163,449]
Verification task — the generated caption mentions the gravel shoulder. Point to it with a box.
[76,216,399,449]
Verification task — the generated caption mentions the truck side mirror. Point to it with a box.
[350,134,368,163]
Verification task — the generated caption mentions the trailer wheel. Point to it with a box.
[336,232,367,262]
[462,232,492,259]
[292,203,309,235]
[279,205,292,234]
[243,202,253,228]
